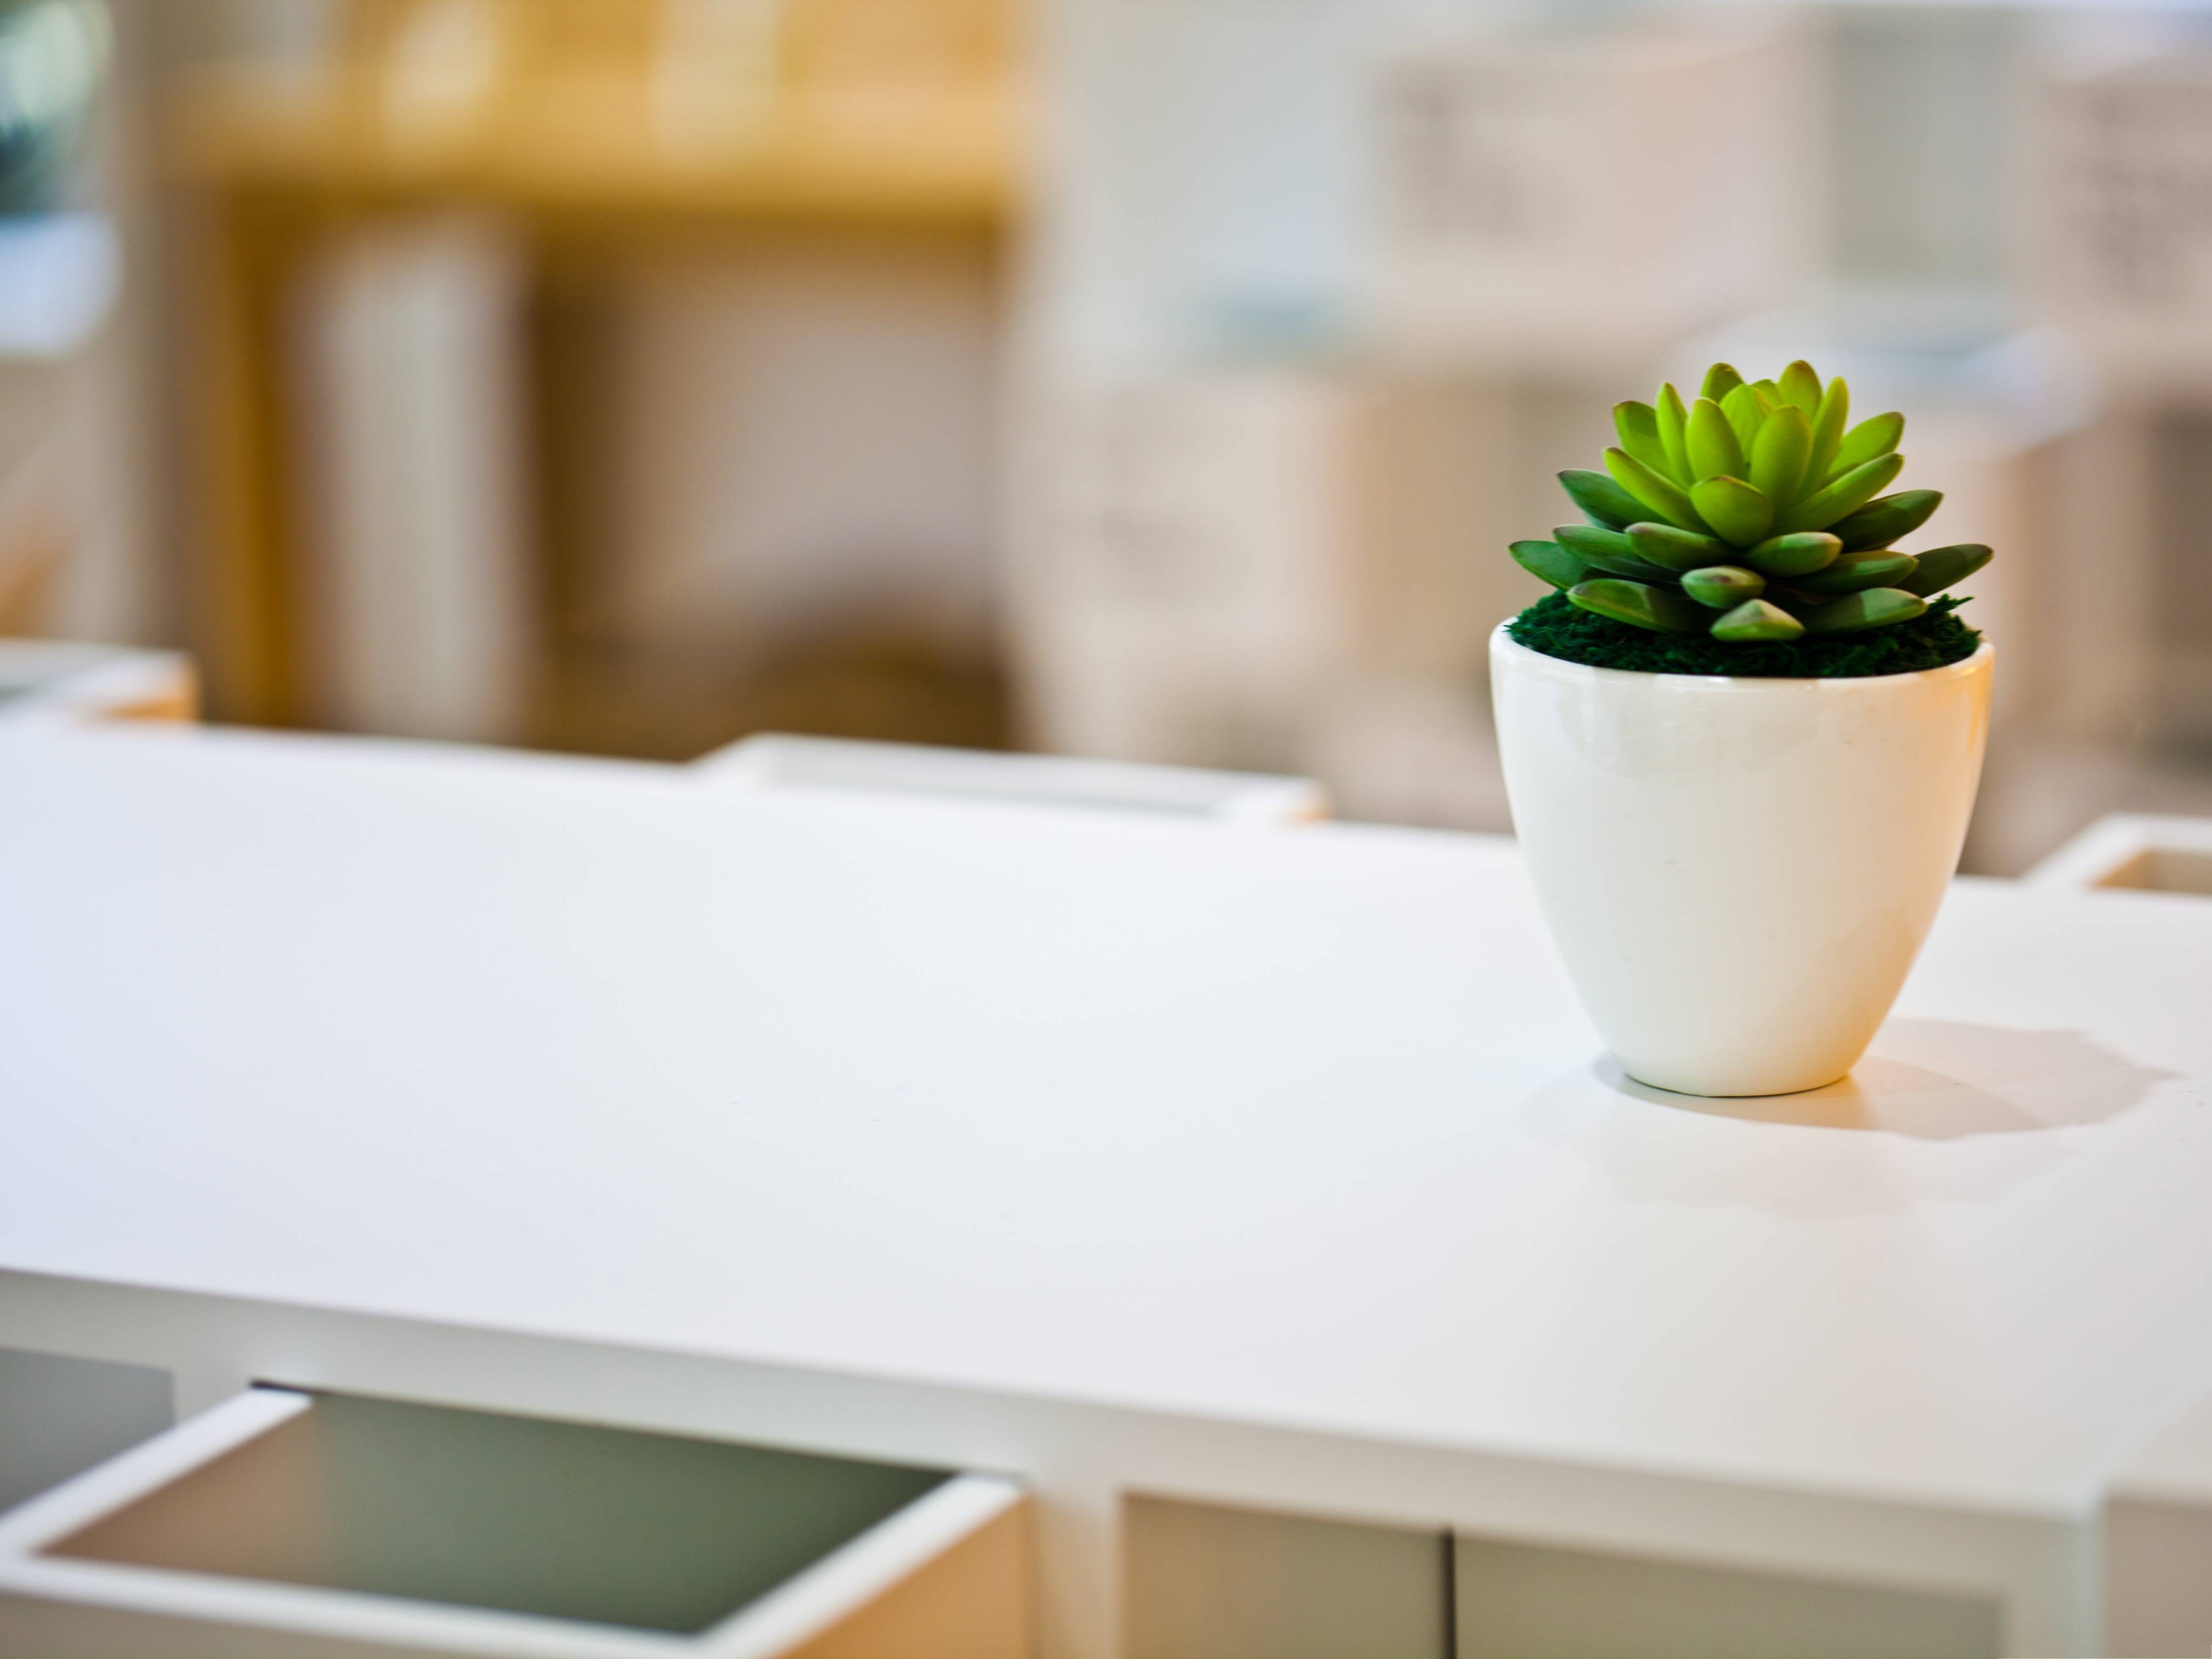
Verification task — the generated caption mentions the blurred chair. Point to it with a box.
[694,732,1327,826]
[2022,813,2212,897]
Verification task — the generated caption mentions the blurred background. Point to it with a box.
[14,0,2212,869]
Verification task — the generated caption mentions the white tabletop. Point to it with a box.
[4,723,2211,1530]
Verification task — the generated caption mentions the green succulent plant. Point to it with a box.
[1510,361,1993,644]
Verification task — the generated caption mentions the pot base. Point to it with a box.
[1619,1061,1856,1101]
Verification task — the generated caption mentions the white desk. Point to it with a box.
[4,723,2211,1656]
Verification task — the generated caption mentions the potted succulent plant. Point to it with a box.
[1491,361,1994,1097]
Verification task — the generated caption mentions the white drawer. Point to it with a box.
[0,1387,1028,1658]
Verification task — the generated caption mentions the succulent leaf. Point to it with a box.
[1557,469,1647,530]
[1711,598,1805,642]
[1743,530,1842,578]
[1515,362,1985,652]
[1830,489,1942,551]
[1555,524,1683,584]
[1627,521,1730,573]
[1604,448,1708,533]
[1749,405,1813,509]
[1689,475,1775,547]
[1778,360,1823,416]
[1773,452,1906,534]
[1614,401,1672,478]
[1791,549,1920,595]
[1721,382,1767,456]
[1510,539,1593,590]
[1683,565,1766,609]
[1831,412,1904,481]
[1567,579,1710,634]
[1794,588,1928,634]
[1655,383,1691,484]
[1805,377,1850,488]
[1686,397,1745,482]
[1896,542,1993,597]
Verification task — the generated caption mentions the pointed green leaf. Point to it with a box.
[1686,397,1745,482]
[1793,588,1927,634]
[1711,598,1805,642]
[1778,360,1823,415]
[1627,520,1730,573]
[1830,412,1904,481]
[1721,382,1767,456]
[1614,401,1671,478]
[1700,362,1744,403]
[1567,579,1710,634]
[1829,489,1943,551]
[1749,405,1813,510]
[1896,542,1993,597]
[1743,531,1842,578]
[1805,376,1850,497]
[1509,539,1593,590]
[1683,565,1767,609]
[1689,475,1775,547]
[1773,453,1906,534]
[1791,550,1920,595]
[1655,383,1691,484]
[1553,523,1630,559]
[1555,524,1682,584]
[1603,447,1708,532]
[1557,468,1648,530]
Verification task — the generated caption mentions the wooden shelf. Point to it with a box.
[166,65,1022,226]
[157,1,1024,728]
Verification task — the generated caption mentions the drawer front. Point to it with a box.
[1452,1531,2000,1659]
[0,1388,1029,1658]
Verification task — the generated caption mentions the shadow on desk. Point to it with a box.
[1528,1020,2177,1217]
[1608,1020,2171,1141]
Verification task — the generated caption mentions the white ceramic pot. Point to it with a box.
[1491,628,1994,1097]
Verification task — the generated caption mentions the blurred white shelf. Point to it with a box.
[0,640,195,725]
[2024,812,2212,896]
[4,724,2212,1654]
[696,732,1327,825]
[0,214,119,362]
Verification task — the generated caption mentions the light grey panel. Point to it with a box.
[2106,1496,2212,1659]
[1126,1494,1447,1659]
[1455,1532,2000,1659]
[54,1391,949,1635]
[0,1347,173,1513]
[1827,7,2014,291]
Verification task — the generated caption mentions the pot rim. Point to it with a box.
[1491,623,1994,692]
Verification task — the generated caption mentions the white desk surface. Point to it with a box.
[4,724,2211,1550]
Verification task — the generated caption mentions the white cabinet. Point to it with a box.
[2105,1383,2212,1658]
[1007,369,1510,772]
[1358,22,1804,373]
[2027,38,2212,394]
